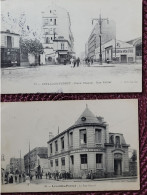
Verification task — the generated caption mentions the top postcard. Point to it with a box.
[1,0,142,94]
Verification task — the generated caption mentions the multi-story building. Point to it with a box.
[24,147,48,175]
[86,19,116,60]
[47,106,130,179]
[41,4,74,64]
[1,30,20,67]
[10,158,24,174]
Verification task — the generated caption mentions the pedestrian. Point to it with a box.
[76,57,80,67]
[19,174,21,183]
[90,170,93,180]
[73,58,77,68]
[25,175,30,186]
[70,57,74,67]
[15,175,17,183]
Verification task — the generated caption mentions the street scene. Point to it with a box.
[1,100,140,192]
[1,0,142,93]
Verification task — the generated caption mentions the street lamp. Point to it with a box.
[92,14,109,65]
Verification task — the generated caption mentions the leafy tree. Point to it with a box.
[20,38,43,57]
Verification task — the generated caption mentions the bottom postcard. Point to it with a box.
[1,99,140,192]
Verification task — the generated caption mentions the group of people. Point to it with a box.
[45,171,72,180]
[85,57,94,66]
[2,172,27,184]
[70,57,81,67]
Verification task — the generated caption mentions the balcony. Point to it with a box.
[115,144,122,149]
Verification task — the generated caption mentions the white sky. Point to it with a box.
[1,0,142,56]
[1,99,139,168]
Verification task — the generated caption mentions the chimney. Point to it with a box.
[49,132,54,141]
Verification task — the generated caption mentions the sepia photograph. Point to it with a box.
[1,0,142,93]
[1,100,140,192]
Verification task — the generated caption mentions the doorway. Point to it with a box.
[121,55,127,63]
[114,159,122,175]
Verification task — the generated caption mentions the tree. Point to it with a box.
[20,38,43,56]
[131,150,137,162]
[20,38,43,65]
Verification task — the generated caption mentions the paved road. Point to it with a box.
[1,63,142,93]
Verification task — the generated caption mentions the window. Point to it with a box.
[50,143,52,154]
[61,137,64,150]
[80,129,87,145]
[50,160,53,167]
[54,19,56,25]
[70,132,73,146]
[50,19,52,22]
[70,155,74,165]
[96,154,103,169]
[95,129,101,143]
[115,136,121,148]
[55,159,58,166]
[55,140,58,152]
[46,37,49,44]
[44,28,48,34]
[7,36,12,48]
[61,43,65,50]
[80,154,87,169]
[44,19,48,25]
[61,157,65,170]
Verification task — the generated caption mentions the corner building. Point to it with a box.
[47,107,130,178]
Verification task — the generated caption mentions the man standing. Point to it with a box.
[76,57,80,67]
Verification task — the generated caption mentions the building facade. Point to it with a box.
[24,147,49,176]
[86,19,116,60]
[10,158,24,174]
[41,4,74,64]
[127,37,142,63]
[95,39,136,63]
[47,106,130,179]
[1,30,20,67]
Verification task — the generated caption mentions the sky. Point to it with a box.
[1,99,139,168]
[1,0,142,56]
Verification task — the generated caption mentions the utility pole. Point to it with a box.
[20,150,21,174]
[29,141,30,177]
[92,14,109,65]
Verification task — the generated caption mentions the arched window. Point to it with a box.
[110,135,114,143]
[115,136,120,148]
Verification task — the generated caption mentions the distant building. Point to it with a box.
[47,106,130,179]
[127,37,142,63]
[95,39,136,63]
[41,4,74,64]
[0,30,20,67]
[24,147,49,176]
[10,158,24,174]
[87,19,116,60]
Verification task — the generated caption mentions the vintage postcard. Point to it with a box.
[1,99,140,192]
[1,0,142,94]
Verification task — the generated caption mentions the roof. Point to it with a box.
[126,37,142,46]
[47,106,106,143]
[37,154,48,159]
[0,31,20,36]
[75,106,103,125]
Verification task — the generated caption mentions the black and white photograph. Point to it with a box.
[1,100,140,192]
[1,0,142,93]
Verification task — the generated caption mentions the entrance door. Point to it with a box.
[121,55,127,63]
[114,159,122,175]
